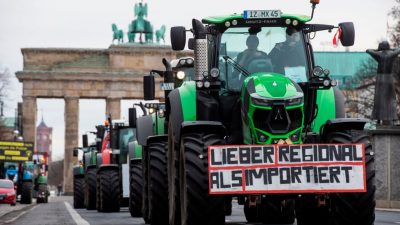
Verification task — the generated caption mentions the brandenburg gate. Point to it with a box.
[16,45,188,193]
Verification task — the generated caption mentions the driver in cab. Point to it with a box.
[236,35,268,69]
[268,29,306,75]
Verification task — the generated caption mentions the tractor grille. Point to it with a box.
[253,106,302,134]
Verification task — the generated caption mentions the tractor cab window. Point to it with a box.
[218,26,309,91]
[118,128,135,164]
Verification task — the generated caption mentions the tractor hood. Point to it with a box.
[243,73,303,99]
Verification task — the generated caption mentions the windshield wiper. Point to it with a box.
[222,56,250,77]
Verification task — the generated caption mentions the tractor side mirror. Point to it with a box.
[339,22,355,47]
[82,134,88,148]
[171,26,186,51]
[73,148,79,157]
[188,38,195,50]
[143,75,155,100]
[129,107,137,128]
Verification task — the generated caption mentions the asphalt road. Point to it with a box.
[0,196,399,225]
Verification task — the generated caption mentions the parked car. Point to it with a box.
[0,179,17,206]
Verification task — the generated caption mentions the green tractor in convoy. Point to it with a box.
[128,57,194,224]
[95,115,137,212]
[165,1,375,225]
[72,133,98,209]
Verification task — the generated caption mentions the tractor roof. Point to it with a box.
[202,13,311,24]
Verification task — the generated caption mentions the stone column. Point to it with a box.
[371,127,400,208]
[106,98,121,119]
[22,96,37,143]
[64,96,79,195]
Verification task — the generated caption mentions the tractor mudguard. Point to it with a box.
[146,135,168,146]
[86,164,96,171]
[312,87,343,133]
[181,121,226,140]
[97,164,119,173]
[128,141,142,160]
[320,118,369,141]
[136,115,154,146]
[130,158,141,165]
[168,81,196,144]
[96,153,102,168]
[73,165,84,177]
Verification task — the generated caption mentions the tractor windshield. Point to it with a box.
[216,26,309,91]
[118,128,135,164]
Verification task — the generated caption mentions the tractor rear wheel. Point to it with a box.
[85,168,97,210]
[129,162,143,217]
[327,130,375,225]
[98,169,120,212]
[20,181,32,204]
[179,132,225,225]
[73,177,84,208]
[260,198,295,224]
[148,141,168,225]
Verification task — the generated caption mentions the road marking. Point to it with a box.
[4,205,38,224]
[64,202,90,225]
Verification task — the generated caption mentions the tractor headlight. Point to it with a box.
[210,68,220,78]
[285,96,303,106]
[186,58,194,65]
[251,94,273,106]
[177,71,186,80]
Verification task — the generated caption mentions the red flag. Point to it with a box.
[333,27,343,47]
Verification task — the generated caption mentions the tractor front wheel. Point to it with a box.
[148,141,168,225]
[327,130,375,225]
[85,168,97,210]
[73,177,84,208]
[98,169,120,212]
[179,132,225,225]
[129,162,143,217]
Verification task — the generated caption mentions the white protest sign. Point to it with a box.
[208,144,366,194]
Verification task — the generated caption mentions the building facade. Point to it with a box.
[36,117,52,162]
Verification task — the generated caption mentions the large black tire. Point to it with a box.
[243,199,261,223]
[148,141,169,225]
[295,194,331,225]
[73,177,85,208]
[168,119,180,225]
[96,173,102,212]
[260,198,295,224]
[129,162,143,217]
[85,168,97,210]
[37,184,48,204]
[327,130,375,225]
[142,148,150,224]
[98,169,120,212]
[179,132,225,225]
[20,181,32,204]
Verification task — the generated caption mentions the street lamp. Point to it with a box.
[0,101,4,120]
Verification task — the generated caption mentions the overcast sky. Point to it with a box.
[0,0,396,160]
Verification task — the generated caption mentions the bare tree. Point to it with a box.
[344,58,377,119]
[389,0,400,47]
[0,68,11,140]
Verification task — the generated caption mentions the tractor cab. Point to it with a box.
[171,6,354,145]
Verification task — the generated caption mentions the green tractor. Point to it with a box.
[128,57,194,224]
[72,133,99,209]
[95,114,137,212]
[166,1,375,225]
